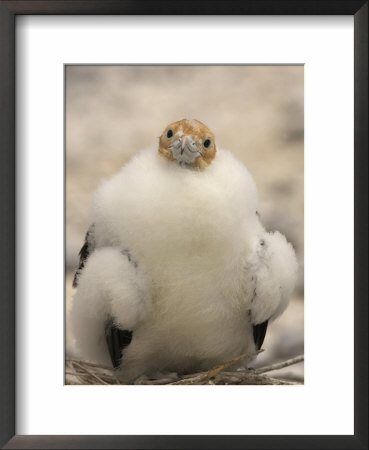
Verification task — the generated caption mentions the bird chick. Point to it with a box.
[69,119,298,383]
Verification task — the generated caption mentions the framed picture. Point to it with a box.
[64,63,305,388]
[0,1,367,449]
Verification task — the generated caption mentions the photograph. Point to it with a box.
[65,65,304,385]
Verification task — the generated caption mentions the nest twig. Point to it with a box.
[65,352,304,386]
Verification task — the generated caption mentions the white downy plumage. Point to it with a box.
[69,120,298,382]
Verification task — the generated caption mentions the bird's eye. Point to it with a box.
[203,139,211,148]
[167,129,173,138]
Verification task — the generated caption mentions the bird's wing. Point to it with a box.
[105,317,133,368]
[253,320,268,350]
[72,223,95,288]
[248,228,297,352]
[249,237,270,350]
[72,224,136,369]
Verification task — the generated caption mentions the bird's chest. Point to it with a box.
[145,278,252,363]
[147,253,248,326]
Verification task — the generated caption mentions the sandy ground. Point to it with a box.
[66,65,304,381]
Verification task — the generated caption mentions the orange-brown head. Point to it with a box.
[158,119,216,170]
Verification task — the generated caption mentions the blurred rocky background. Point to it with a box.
[66,65,304,382]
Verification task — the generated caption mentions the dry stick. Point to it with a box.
[275,378,303,385]
[254,354,304,374]
[275,373,305,383]
[211,371,302,385]
[66,371,88,377]
[67,361,120,385]
[135,377,181,385]
[72,360,109,385]
[170,349,263,385]
[68,361,121,384]
[205,349,264,379]
[69,363,88,385]
[67,359,113,371]
[184,371,300,386]
[244,375,299,386]
[66,371,118,383]
[70,364,96,385]
[220,367,302,385]
[65,374,86,385]
[65,352,304,386]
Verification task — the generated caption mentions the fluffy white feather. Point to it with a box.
[70,140,297,381]
[70,247,151,366]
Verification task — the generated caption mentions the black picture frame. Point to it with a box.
[0,1,367,449]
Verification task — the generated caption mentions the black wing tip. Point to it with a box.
[105,319,133,369]
[72,224,96,288]
[72,274,78,288]
[253,320,269,350]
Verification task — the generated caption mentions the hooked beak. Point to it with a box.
[180,136,187,154]
[168,135,204,166]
